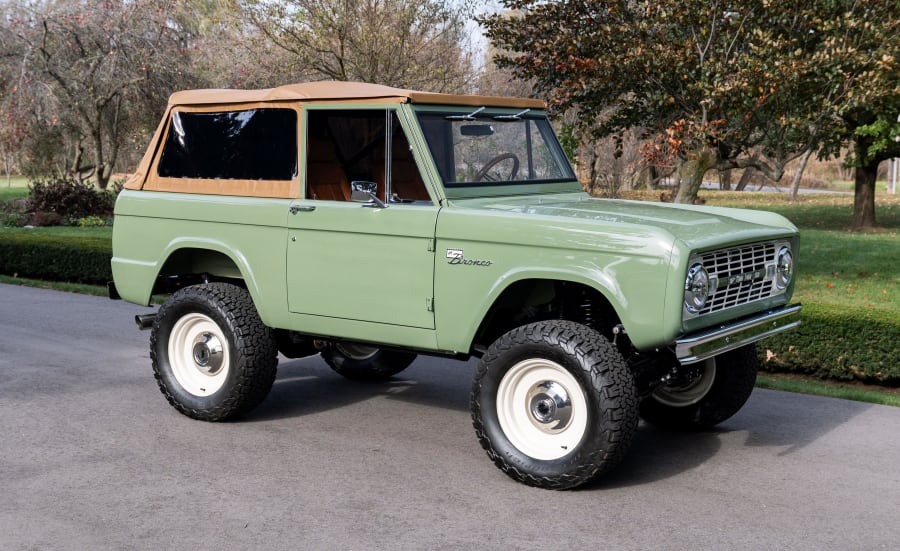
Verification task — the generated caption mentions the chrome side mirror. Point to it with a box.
[350,181,387,208]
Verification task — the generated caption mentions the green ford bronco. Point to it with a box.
[111,81,801,489]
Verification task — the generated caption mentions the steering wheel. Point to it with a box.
[475,153,520,182]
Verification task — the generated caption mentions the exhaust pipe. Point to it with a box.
[135,314,157,330]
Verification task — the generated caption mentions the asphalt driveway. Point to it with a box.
[1,283,898,549]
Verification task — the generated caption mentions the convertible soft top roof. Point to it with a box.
[167,80,546,109]
[125,81,545,195]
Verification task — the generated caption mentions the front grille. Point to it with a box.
[694,241,780,315]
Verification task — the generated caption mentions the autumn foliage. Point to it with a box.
[482,0,900,225]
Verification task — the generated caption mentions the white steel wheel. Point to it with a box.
[167,312,231,397]
[639,344,759,430]
[496,358,589,461]
[335,342,380,361]
[323,342,417,382]
[651,358,716,408]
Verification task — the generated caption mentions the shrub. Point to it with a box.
[26,211,63,227]
[0,231,111,284]
[759,304,900,386]
[27,177,116,221]
[76,215,109,227]
[1,213,25,227]
[0,197,29,227]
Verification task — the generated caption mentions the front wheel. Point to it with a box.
[640,344,759,430]
[471,321,638,490]
[322,343,416,381]
[150,283,278,421]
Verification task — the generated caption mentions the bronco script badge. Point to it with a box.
[447,248,493,267]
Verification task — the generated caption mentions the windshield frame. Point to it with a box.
[413,106,581,198]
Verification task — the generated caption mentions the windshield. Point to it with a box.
[417,111,577,187]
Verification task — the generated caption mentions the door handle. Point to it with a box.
[290,205,316,214]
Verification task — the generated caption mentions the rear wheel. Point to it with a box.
[150,283,278,421]
[471,320,638,490]
[322,343,416,381]
[640,344,759,430]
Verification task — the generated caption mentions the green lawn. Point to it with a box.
[0,185,28,202]
[827,180,892,193]
[2,175,29,187]
[793,229,898,316]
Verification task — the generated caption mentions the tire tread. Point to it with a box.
[150,283,278,421]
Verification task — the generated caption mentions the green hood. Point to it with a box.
[453,192,798,251]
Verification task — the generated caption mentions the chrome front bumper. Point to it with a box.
[675,304,802,365]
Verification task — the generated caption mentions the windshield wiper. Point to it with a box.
[445,106,485,121]
[493,109,531,121]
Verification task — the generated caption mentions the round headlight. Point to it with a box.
[684,263,710,313]
[776,247,794,290]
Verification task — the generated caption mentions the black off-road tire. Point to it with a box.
[322,344,416,382]
[471,320,639,490]
[150,283,278,421]
[640,344,759,430]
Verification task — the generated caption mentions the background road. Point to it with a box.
[1,283,898,550]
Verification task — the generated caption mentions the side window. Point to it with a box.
[388,112,431,203]
[158,109,297,180]
[305,110,430,203]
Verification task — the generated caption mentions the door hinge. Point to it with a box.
[426,298,434,312]
[427,238,435,252]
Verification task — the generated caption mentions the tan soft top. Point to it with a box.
[125,81,544,194]
[167,80,545,109]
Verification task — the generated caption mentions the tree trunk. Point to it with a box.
[789,148,813,202]
[674,149,717,204]
[852,163,878,229]
[670,165,682,199]
[719,168,732,191]
[92,128,109,190]
[71,142,85,184]
[647,164,660,189]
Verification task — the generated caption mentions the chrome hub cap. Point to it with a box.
[192,332,224,375]
[527,381,573,434]
[496,358,588,461]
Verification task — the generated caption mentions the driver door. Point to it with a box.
[286,107,438,330]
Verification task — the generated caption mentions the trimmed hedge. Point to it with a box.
[0,231,111,284]
[759,303,900,386]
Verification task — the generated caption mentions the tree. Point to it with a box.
[805,3,900,228]
[7,0,199,188]
[233,0,476,93]
[482,1,832,204]
[0,8,29,184]
[481,1,898,219]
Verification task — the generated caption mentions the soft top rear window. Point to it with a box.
[158,108,297,181]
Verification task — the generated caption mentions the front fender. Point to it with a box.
[433,243,681,353]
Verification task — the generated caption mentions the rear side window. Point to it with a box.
[158,108,297,180]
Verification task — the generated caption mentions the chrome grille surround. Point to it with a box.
[683,239,793,319]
